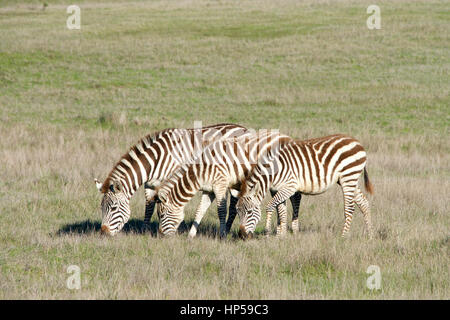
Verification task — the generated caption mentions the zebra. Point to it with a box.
[236,134,374,239]
[94,123,248,236]
[154,130,302,238]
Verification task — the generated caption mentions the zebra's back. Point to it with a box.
[276,134,367,194]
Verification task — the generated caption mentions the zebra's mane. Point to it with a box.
[238,164,258,197]
[100,128,178,193]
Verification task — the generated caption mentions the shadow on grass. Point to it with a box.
[190,220,263,241]
[55,218,249,241]
[55,218,158,237]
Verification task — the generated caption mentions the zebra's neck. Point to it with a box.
[166,166,201,209]
[104,129,182,199]
[250,167,273,202]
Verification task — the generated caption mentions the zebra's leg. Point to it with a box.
[265,190,278,235]
[275,201,288,237]
[225,189,239,234]
[144,188,156,228]
[266,184,298,237]
[214,186,229,239]
[265,210,274,236]
[289,192,302,234]
[340,180,357,238]
[354,186,374,239]
[188,191,215,238]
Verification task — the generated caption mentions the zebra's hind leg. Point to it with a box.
[289,192,302,234]
[354,187,374,239]
[339,179,357,238]
[188,192,215,238]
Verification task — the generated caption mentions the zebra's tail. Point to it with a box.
[363,167,374,195]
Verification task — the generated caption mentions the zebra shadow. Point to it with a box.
[55,218,158,236]
[55,218,247,240]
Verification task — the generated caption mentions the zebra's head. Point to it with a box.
[154,188,183,236]
[95,179,130,236]
[236,193,261,240]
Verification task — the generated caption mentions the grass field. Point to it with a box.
[0,0,448,299]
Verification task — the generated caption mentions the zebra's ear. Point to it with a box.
[94,179,102,192]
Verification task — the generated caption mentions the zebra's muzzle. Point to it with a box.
[101,225,111,235]
[238,225,253,240]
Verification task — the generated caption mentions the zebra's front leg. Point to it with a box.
[188,192,215,238]
[225,189,239,234]
[214,186,229,239]
[144,188,156,229]
[265,189,279,236]
[275,201,288,237]
[266,184,297,237]
[289,192,302,234]
[265,209,274,236]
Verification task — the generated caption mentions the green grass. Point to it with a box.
[0,0,449,299]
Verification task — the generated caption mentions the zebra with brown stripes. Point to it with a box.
[154,130,302,238]
[236,134,374,239]
[95,123,248,236]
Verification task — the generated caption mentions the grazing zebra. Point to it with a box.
[95,123,248,236]
[154,130,302,238]
[236,134,374,239]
